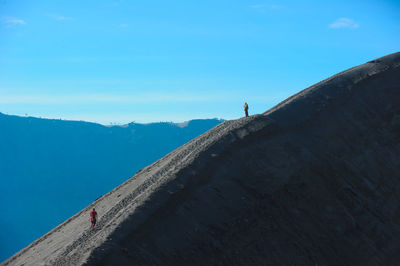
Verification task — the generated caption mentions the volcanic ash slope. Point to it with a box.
[3,52,400,266]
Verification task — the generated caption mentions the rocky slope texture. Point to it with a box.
[3,52,400,266]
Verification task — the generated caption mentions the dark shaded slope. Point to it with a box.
[88,52,400,266]
[3,52,400,266]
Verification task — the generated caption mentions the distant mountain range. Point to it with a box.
[0,113,223,261]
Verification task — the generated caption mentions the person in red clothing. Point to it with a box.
[90,208,97,228]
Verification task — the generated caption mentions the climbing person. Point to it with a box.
[244,102,249,117]
[90,208,97,228]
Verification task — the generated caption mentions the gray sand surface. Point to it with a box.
[3,52,400,266]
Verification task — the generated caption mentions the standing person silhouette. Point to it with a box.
[244,102,249,117]
[90,208,97,228]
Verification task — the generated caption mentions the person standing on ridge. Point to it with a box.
[244,102,249,117]
[90,208,97,228]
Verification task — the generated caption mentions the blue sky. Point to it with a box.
[0,0,399,124]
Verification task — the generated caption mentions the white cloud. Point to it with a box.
[2,17,26,27]
[329,18,359,29]
[6,18,26,25]
[47,14,74,21]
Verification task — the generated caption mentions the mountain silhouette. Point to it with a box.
[3,52,400,265]
[0,116,222,262]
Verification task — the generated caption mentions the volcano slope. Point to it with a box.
[3,52,400,266]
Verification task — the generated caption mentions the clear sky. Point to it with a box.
[0,0,399,124]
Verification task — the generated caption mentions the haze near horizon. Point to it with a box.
[0,0,399,124]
